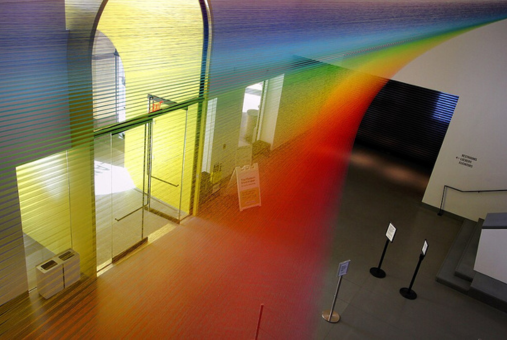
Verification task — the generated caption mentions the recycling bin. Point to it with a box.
[57,249,81,288]
[36,258,64,299]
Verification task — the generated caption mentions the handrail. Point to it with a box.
[438,185,507,216]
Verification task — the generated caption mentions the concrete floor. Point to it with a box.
[5,144,507,339]
[314,145,507,339]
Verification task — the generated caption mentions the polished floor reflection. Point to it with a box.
[315,144,507,339]
[3,144,507,339]
[95,187,176,268]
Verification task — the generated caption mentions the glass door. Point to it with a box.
[149,108,188,221]
[94,133,114,270]
[94,123,148,270]
[94,105,197,271]
[111,124,147,260]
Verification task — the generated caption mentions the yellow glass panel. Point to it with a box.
[97,0,204,123]
[151,109,186,211]
[180,104,198,215]
[16,152,72,255]
[146,104,196,219]
[113,126,146,257]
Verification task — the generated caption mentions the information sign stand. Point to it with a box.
[400,240,428,300]
[228,163,261,211]
[370,223,396,278]
[322,260,350,323]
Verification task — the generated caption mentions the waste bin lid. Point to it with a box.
[59,251,74,261]
[40,260,58,271]
[247,109,259,116]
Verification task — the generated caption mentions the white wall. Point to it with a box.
[209,89,244,180]
[475,228,507,284]
[259,74,284,150]
[208,74,285,182]
[393,19,507,221]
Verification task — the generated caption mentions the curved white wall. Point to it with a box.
[393,19,507,221]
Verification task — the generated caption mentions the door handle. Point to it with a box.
[151,175,179,187]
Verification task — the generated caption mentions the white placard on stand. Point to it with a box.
[230,163,261,211]
[337,260,351,277]
[422,240,428,256]
[386,223,397,242]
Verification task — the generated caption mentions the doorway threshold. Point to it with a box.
[112,237,148,264]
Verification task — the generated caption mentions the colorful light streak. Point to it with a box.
[1,0,507,338]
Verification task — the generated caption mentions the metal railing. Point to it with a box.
[438,185,507,215]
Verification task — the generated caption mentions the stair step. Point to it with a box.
[437,213,507,314]
[454,219,484,282]
[436,219,475,293]
[469,273,507,313]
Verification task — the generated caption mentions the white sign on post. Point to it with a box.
[386,223,397,242]
[337,260,351,277]
[422,240,428,256]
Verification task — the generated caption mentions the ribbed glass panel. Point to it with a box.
[1,0,507,328]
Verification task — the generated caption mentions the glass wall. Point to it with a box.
[92,0,205,269]
[94,125,147,269]
[94,0,204,128]
[16,152,72,290]
[94,103,198,270]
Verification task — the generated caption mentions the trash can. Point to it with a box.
[57,249,81,288]
[245,109,259,142]
[36,258,64,299]
[35,249,80,299]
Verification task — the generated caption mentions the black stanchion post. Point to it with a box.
[370,239,389,278]
[370,223,396,278]
[400,239,428,300]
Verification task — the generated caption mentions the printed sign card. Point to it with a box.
[337,260,351,277]
[386,223,397,242]
[422,240,428,256]
[234,163,261,211]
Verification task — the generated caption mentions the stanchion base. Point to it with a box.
[400,287,417,300]
[322,310,340,323]
[370,267,386,278]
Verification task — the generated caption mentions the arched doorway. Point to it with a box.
[91,0,209,270]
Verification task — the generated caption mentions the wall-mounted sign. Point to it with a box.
[456,154,477,168]
[233,163,261,211]
[337,260,351,277]
[150,101,162,112]
[422,239,428,256]
[386,223,397,242]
